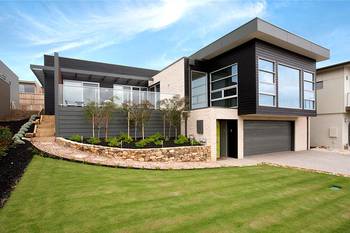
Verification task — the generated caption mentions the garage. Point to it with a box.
[244,120,294,156]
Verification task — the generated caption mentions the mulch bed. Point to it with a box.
[0,119,35,208]
[75,138,200,149]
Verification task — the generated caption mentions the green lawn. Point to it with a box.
[1,156,350,233]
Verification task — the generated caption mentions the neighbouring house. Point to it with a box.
[311,61,350,149]
[31,18,329,160]
[18,80,44,111]
[0,60,19,116]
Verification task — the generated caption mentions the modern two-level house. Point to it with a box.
[31,18,329,160]
[311,61,350,149]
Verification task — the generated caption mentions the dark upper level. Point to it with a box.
[187,18,330,116]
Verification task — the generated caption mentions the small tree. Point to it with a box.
[160,95,186,139]
[160,98,172,138]
[83,101,99,137]
[101,98,118,140]
[138,100,153,140]
[122,102,132,137]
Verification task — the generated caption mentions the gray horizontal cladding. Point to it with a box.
[56,106,175,138]
[44,55,159,78]
[244,120,293,156]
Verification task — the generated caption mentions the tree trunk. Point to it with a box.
[168,123,171,139]
[134,122,137,139]
[105,117,108,140]
[127,112,130,137]
[163,115,166,138]
[175,127,178,139]
[142,121,145,140]
[92,115,95,138]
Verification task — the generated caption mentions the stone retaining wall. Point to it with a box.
[56,137,211,162]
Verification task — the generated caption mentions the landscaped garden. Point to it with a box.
[1,155,350,233]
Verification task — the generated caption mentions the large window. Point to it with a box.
[191,71,207,109]
[63,80,99,106]
[278,64,301,108]
[303,71,315,110]
[210,64,238,108]
[258,59,276,106]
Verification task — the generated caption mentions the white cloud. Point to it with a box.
[14,0,213,55]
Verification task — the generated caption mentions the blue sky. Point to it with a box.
[0,0,349,82]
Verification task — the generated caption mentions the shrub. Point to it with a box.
[190,139,201,145]
[106,137,121,147]
[118,133,133,144]
[87,137,101,145]
[69,134,82,142]
[174,135,189,145]
[0,127,12,157]
[135,139,147,148]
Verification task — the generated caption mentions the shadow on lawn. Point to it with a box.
[0,120,35,208]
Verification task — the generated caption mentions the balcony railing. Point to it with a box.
[58,84,176,109]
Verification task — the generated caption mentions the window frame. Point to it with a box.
[209,63,238,108]
[191,70,208,110]
[303,71,316,110]
[258,57,276,107]
[276,62,302,109]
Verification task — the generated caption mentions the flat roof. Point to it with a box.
[189,18,330,62]
[317,60,350,72]
[31,55,158,86]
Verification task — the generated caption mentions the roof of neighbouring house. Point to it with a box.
[189,17,330,62]
[317,61,350,72]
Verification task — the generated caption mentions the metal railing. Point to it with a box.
[58,84,176,109]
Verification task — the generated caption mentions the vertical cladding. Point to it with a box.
[56,106,175,138]
[189,41,257,114]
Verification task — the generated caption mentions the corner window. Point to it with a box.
[210,64,238,108]
[258,59,276,107]
[303,71,315,110]
[191,71,208,109]
[278,64,301,109]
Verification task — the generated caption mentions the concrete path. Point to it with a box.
[248,150,350,177]
[31,137,257,170]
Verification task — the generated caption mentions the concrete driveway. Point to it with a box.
[247,150,350,176]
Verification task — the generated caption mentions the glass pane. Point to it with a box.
[100,88,113,104]
[211,91,222,100]
[304,91,315,100]
[259,59,274,72]
[113,85,123,104]
[259,94,275,106]
[224,88,236,97]
[259,83,275,94]
[278,65,301,108]
[83,83,99,104]
[259,71,274,83]
[211,64,237,82]
[191,71,207,109]
[123,86,131,103]
[304,81,314,91]
[304,72,314,82]
[212,97,237,107]
[63,81,82,105]
[211,76,237,91]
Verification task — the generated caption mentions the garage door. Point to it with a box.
[244,120,293,156]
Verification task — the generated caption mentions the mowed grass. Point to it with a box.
[1,156,350,233]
